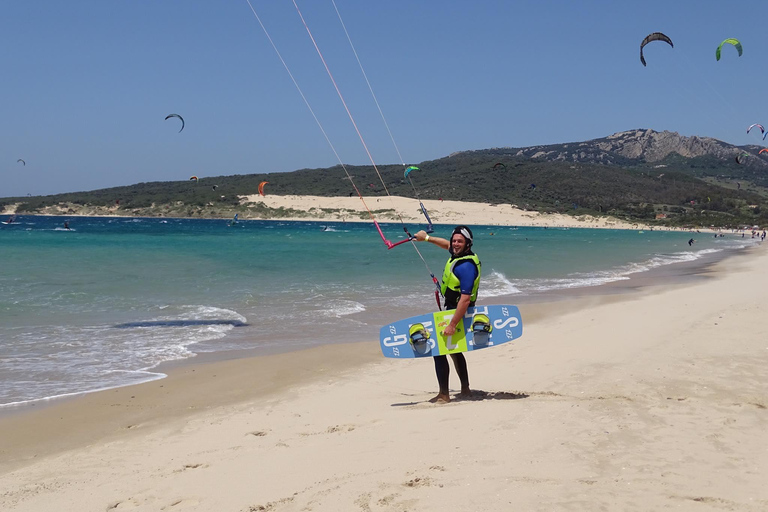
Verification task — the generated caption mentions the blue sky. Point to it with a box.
[1,0,766,197]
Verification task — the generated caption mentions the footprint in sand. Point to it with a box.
[106,497,143,510]
[298,424,357,436]
[246,496,295,511]
[403,476,434,488]
[354,492,373,512]
[377,493,401,506]
[326,424,356,433]
[161,498,200,510]
[172,463,208,473]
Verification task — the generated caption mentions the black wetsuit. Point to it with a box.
[434,283,474,396]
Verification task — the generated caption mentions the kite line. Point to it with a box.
[245,0,443,307]
[331,0,435,234]
[328,0,440,305]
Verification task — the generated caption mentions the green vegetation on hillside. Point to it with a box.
[3,150,768,228]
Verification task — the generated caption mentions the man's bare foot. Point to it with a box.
[457,387,472,398]
[429,393,451,403]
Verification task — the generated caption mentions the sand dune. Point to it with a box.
[243,194,644,229]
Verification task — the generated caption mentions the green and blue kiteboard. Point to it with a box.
[379,304,523,359]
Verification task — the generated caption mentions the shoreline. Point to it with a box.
[0,244,755,460]
[0,235,739,418]
[1,195,728,231]
[0,341,381,473]
[1,246,766,509]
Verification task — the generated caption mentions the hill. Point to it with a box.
[3,129,768,228]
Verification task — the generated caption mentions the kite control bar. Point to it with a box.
[379,201,435,250]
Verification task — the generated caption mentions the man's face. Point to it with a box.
[451,234,467,254]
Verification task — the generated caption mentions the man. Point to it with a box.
[414,225,481,403]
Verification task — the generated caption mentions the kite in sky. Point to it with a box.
[640,32,673,66]
[716,38,742,61]
[165,113,185,133]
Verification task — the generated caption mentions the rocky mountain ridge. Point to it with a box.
[456,129,768,168]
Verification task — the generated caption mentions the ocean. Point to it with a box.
[0,214,757,408]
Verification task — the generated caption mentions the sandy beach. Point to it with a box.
[241,194,645,229]
[3,195,658,230]
[1,241,767,510]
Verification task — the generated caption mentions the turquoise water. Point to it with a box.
[0,215,756,407]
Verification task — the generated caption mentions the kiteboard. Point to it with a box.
[379,304,523,359]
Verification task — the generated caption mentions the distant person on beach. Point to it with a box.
[414,225,480,403]
[688,238,695,246]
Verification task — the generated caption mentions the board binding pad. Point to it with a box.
[380,304,522,359]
